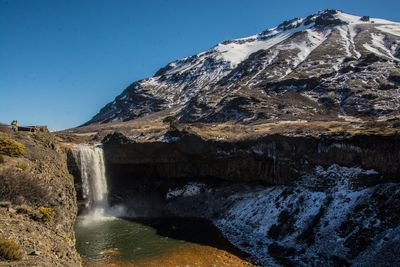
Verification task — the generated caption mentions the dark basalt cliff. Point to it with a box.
[102,131,399,187]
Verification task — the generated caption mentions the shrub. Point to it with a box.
[14,205,54,223]
[0,136,25,157]
[0,155,4,164]
[36,207,54,222]
[0,169,51,206]
[0,237,24,261]
[15,162,28,171]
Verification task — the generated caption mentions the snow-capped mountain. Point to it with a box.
[85,9,400,125]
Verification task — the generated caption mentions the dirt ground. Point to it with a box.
[58,115,400,144]
[84,244,256,267]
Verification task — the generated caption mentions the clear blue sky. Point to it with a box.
[1,0,399,130]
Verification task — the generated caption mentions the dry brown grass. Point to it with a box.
[36,207,55,222]
[0,236,24,261]
[58,113,400,144]
[0,169,51,206]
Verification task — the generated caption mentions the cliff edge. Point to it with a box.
[0,126,81,266]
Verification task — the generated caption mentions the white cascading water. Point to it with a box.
[72,144,124,224]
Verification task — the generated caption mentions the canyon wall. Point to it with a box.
[0,130,81,266]
[102,132,400,188]
[67,131,400,265]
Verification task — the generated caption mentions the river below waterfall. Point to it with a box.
[75,216,255,267]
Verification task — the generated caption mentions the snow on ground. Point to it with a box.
[378,25,400,37]
[215,33,289,67]
[363,33,399,60]
[166,182,206,200]
[278,29,330,68]
[163,160,400,265]
[159,135,180,143]
[214,23,314,68]
[337,12,399,25]
[210,164,390,266]
[337,26,353,57]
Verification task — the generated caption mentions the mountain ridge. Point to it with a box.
[84,9,400,126]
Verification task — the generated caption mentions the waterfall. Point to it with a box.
[72,144,124,224]
[73,144,109,210]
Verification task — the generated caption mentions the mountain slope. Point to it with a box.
[85,10,400,126]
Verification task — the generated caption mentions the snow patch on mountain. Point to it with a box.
[336,12,399,25]
[364,33,399,60]
[378,25,400,37]
[214,23,315,68]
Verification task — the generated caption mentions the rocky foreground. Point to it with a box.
[0,127,80,266]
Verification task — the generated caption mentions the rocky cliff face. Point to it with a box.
[85,9,400,126]
[98,131,400,266]
[102,131,399,186]
[164,170,400,266]
[0,129,81,266]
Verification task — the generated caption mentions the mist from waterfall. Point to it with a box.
[72,144,125,225]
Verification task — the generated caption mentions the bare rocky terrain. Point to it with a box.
[0,127,81,266]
